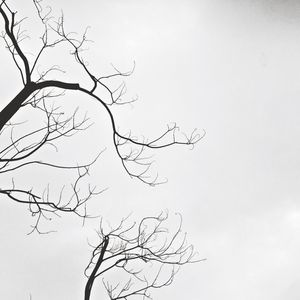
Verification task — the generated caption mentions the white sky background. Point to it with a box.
[1,0,300,299]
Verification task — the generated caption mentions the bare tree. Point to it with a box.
[0,0,204,232]
[0,1,203,299]
[84,212,204,300]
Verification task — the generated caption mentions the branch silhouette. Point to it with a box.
[0,0,204,230]
[84,212,205,300]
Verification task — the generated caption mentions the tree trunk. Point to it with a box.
[0,81,80,133]
[84,237,109,300]
[0,83,36,132]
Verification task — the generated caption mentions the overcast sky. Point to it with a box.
[1,0,300,299]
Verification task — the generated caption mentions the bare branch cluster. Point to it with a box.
[84,212,204,300]
[0,1,202,299]
[0,0,204,229]
[0,93,103,233]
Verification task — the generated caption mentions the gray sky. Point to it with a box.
[1,0,300,299]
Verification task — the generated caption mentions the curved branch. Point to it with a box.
[84,213,204,300]
[0,3,31,83]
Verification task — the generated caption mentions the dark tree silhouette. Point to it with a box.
[0,0,204,232]
[84,212,204,300]
[0,1,204,299]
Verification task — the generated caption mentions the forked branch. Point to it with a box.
[0,0,204,229]
[84,212,205,300]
